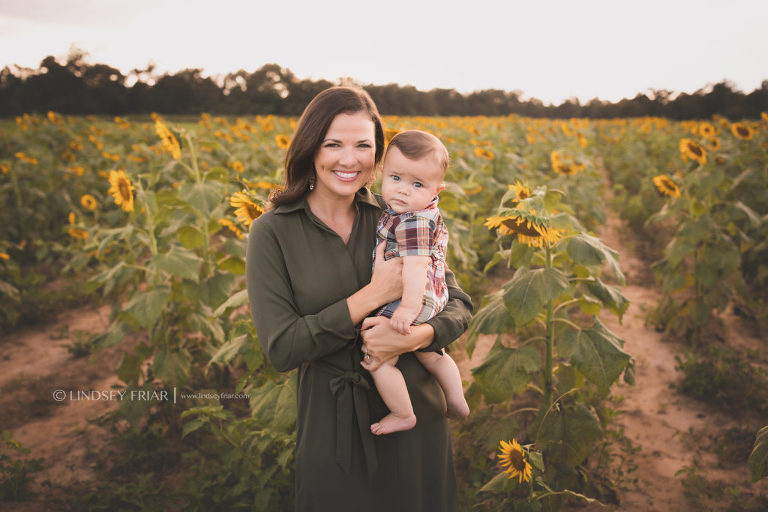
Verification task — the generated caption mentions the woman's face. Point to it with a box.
[312,111,376,201]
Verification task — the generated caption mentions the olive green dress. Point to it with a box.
[246,188,473,512]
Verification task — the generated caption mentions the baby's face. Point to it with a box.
[380,147,444,214]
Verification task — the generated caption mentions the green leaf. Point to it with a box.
[217,256,246,275]
[152,349,191,387]
[587,277,630,322]
[749,425,768,482]
[577,296,602,316]
[122,287,170,329]
[90,320,129,349]
[567,234,625,285]
[183,271,236,310]
[502,267,569,327]
[472,342,540,403]
[478,471,511,493]
[537,402,603,466]
[208,334,248,367]
[179,181,225,216]
[508,242,534,268]
[177,225,204,250]
[557,317,631,394]
[528,450,545,473]
[466,290,514,357]
[116,352,143,385]
[0,279,20,302]
[213,288,249,317]
[483,250,508,274]
[250,378,297,432]
[152,245,204,282]
[181,417,207,438]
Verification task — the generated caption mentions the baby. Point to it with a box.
[366,130,470,435]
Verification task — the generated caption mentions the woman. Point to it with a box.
[246,86,472,512]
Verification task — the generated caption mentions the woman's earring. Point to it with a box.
[309,175,315,191]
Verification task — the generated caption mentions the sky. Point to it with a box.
[1,0,766,106]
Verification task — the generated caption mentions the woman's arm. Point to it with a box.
[247,218,401,372]
[360,267,472,370]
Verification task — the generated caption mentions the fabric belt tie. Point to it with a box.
[313,362,377,481]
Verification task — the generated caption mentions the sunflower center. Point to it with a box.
[118,179,131,200]
[508,450,526,471]
[687,143,702,157]
[737,126,749,137]
[502,218,542,237]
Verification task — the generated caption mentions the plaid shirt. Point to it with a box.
[374,197,449,323]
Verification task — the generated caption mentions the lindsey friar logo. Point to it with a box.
[52,388,177,403]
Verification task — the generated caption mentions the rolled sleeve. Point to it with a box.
[421,267,473,353]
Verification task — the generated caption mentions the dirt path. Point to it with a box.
[0,304,138,510]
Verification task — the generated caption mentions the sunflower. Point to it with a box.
[229,160,245,173]
[699,121,716,138]
[0,252,10,261]
[14,152,38,165]
[463,184,483,196]
[652,175,681,198]
[67,228,89,240]
[218,218,244,239]
[275,134,291,149]
[230,190,264,226]
[246,180,279,190]
[705,137,721,151]
[474,147,494,160]
[553,162,581,175]
[508,182,531,203]
[80,194,98,211]
[0,163,9,174]
[550,150,561,166]
[730,122,754,140]
[68,166,85,177]
[384,129,401,146]
[107,169,135,212]
[155,119,182,159]
[484,211,562,248]
[68,212,76,225]
[679,138,706,166]
[497,439,532,484]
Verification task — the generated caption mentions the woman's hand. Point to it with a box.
[369,241,403,304]
[360,316,433,371]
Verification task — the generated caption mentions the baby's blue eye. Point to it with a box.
[391,175,400,181]
[414,182,423,188]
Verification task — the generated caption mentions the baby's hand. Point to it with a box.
[390,307,418,335]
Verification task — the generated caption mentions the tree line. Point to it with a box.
[1,52,766,119]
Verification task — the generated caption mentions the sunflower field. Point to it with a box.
[1,110,767,509]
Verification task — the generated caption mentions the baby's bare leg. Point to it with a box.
[415,350,470,419]
[369,356,417,435]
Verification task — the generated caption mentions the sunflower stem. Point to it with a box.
[543,244,554,411]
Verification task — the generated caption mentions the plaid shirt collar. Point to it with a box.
[383,196,440,216]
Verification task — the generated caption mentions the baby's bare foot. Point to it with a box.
[370,413,417,435]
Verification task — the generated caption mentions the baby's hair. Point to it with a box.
[387,130,450,174]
